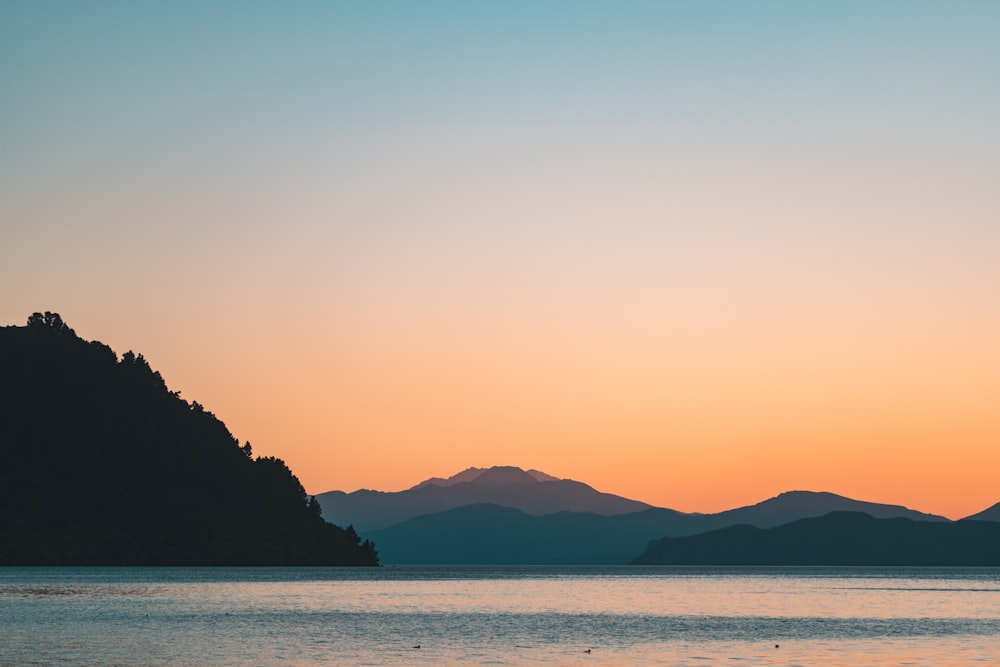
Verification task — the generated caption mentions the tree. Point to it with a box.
[26,311,75,336]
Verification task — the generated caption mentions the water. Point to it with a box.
[2,566,999,666]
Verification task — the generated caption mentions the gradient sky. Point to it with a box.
[3,1,998,519]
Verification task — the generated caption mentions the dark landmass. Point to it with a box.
[367,503,693,564]
[962,502,1000,522]
[365,490,949,564]
[0,312,378,566]
[631,512,1000,565]
[316,465,652,532]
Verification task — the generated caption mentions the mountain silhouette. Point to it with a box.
[962,502,1000,522]
[362,489,948,564]
[631,512,1000,565]
[410,466,560,489]
[0,312,378,566]
[316,465,652,532]
[707,490,947,528]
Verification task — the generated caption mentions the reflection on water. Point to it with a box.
[3,584,168,599]
[1,566,999,666]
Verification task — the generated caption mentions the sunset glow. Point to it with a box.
[3,1,998,519]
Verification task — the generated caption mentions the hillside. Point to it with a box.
[0,312,378,565]
[631,512,1000,565]
[963,502,1000,522]
[367,504,692,564]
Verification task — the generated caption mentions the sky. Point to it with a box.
[2,1,998,519]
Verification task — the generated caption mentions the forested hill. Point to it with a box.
[0,312,378,566]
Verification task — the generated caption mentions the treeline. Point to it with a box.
[0,312,378,565]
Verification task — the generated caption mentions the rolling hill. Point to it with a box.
[631,512,1000,565]
[367,504,692,564]
[706,490,947,528]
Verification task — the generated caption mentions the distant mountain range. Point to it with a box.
[319,466,975,564]
[366,490,955,565]
[632,512,1000,565]
[316,466,651,532]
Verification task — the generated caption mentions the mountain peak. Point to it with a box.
[470,466,539,486]
[321,466,649,532]
[410,465,558,490]
[770,490,849,504]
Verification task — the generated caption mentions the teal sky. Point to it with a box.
[3,2,999,515]
[5,1,997,283]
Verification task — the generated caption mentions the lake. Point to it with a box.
[2,566,999,666]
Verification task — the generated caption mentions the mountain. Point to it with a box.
[706,490,948,528]
[962,502,1000,522]
[364,489,950,564]
[410,466,559,489]
[0,312,378,566]
[316,465,652,532]
[631,512,1000,565]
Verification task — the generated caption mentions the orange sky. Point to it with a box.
[3,3,999,520]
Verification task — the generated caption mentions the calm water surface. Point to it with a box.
[2,566,999,666]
